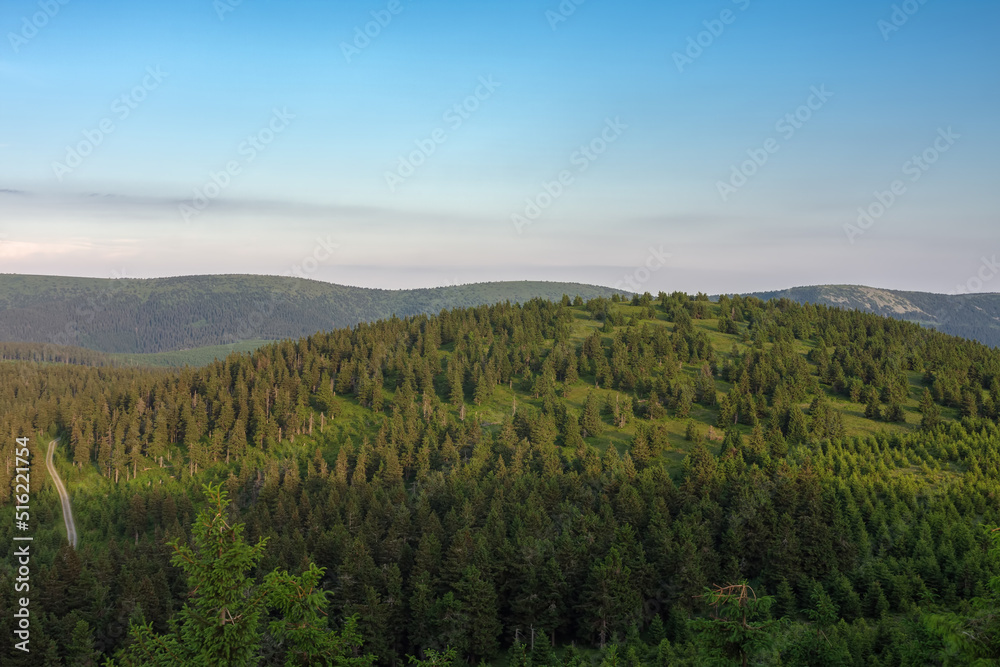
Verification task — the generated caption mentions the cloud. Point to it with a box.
[0,239,95,260]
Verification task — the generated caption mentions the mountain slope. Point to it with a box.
[0,274,622,354]
[746,284,1000,347]
[3,293,1000,664]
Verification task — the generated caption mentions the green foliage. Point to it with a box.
[406,647,457,667]
[109,483,373,667]
[4,293,1000,666]
[689,582,779,666]
[924,526,1000,664]
[0,275,622,354]
[748,284,1000,348]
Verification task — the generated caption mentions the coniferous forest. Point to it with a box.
[3,292,1000,665]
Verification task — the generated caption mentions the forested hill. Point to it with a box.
[3,293,1000,664]
[0,274,622,354]
[746,284,1000,348]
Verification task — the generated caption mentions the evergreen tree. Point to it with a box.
[689,583,778,667]
[786,406,809,445]
[455,566,502,663]
[111,483,374,667]
[629,428,652,469]
[580,548,641,648]
[864,392,882,421]
[474,372,492,406]
[919,388,942,431]
[582,392,603,438]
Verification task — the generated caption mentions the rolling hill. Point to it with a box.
[0,274,622,354]
[3,291,1000,664]
[746,284,1000,347]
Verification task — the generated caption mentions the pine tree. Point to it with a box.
[455,566,502,663]
[805,581,838,629]
[864,392,882,421]
[564,413,585,453]
[675,387,692,418]
[505,641,532,667]
[580,548,641,648]
[111,483,374,667]
[564,355,580,387]
[629,428,652,469]
[530,631,560,667]
[919,388,941,431]
[431,592,467,657]
[71,421,89,468]
[775,578,796,618]
[582,392,603,438]
[646,392,666,420]
[474,372,492,406]
[406,647,458,667]
[720,427,743,458]
[689,583,778,667]
[884,401,905,423]
[67,619,102,666]
[864,581,890,618]
[648,614,666,646]
[449,366,464,409]
[786,406,809,445]
[227,419,248,463]
[407,570,437,654]
[684,419,700,443]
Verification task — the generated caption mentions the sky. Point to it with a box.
[1,0,998,294]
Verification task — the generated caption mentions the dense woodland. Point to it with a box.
[749,285,1000,349]
[0,275,619,353]
[3,293,1000,665]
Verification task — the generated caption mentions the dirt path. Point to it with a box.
[45,439,77,548]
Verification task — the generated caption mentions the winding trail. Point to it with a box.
[45,439,77,548]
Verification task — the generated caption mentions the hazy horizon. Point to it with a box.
[4,268,999,301]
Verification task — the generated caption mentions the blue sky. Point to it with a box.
[1,0,997,294]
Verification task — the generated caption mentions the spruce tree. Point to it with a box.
[786,406,809,445]
[582,392,603,438]
[689,582,778,667]
[919,388,941,430]
[455,566,502,663]
[111,483,373,667]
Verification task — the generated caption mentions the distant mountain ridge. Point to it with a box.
[0,274,622,354]
[744,284,1000,348]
